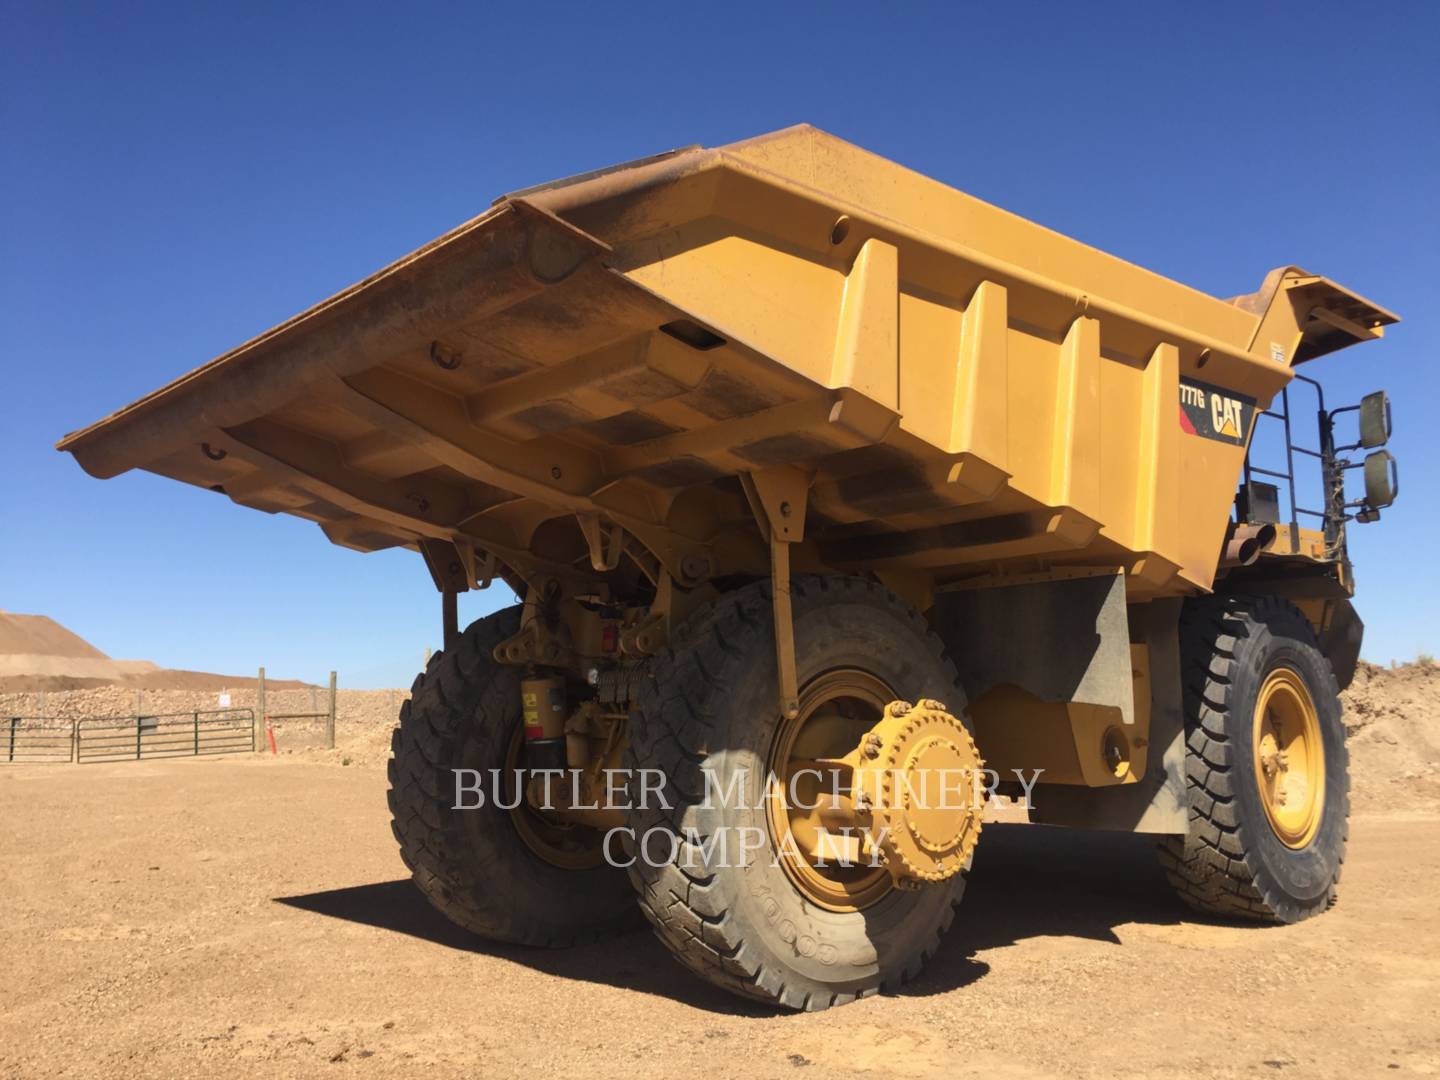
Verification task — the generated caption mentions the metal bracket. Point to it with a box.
[740,466,812,719]
[740,465,809,545]
[418,537,472,593]
[495,579,571,666]
[576,512,626,572]
[620,570,670,656]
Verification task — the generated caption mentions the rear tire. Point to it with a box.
[387,605,637,946]
[624,576,970,1011]
[1158,594,1349,923]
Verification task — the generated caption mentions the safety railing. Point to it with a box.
[1242,372,1342,557]
[74,708,256,763]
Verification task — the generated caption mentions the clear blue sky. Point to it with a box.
[2,2,1436,687]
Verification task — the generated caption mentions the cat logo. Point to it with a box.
[1212,395,1244,439]
[1178,378,1255,446]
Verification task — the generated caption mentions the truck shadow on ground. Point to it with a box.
[275,824,1184,1015]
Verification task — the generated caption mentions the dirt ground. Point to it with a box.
[2,754,1437,1080]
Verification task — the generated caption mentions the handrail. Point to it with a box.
[1242,373,1343,559]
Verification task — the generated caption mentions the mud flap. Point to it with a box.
[933,577,1187,834]
[1026,598,1187,833]
[1319,597,1363,692]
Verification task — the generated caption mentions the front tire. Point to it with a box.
[624,576,971,1011]
[1158,594,1349,922]
[387,606,637,946]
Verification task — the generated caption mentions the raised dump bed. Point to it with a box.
[58,125,1393,597]
[58,126,1401,1012]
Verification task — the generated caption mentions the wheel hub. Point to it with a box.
[852,700,985,886]
[1252,667,1325,849]
[767,677,985,911]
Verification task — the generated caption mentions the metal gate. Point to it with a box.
[3,717,76,763]
[75,708,256,763]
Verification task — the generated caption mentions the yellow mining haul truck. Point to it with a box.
[59,126,1400,1010]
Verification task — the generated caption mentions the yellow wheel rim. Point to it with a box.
[1252,666,1325,849]
[766,669,895,912]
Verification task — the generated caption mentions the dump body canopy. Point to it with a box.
[58,125,1397,597]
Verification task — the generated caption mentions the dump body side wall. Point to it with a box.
[563,135,1292,592]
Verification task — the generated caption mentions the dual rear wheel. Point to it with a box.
[387,583,1350,1010]
[388,577,973,1009]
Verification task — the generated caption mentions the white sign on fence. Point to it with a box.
[217,693,231,707]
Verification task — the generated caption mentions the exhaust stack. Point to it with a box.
[1221,522,1278,568]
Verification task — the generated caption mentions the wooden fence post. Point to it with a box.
[326,671,337,750]
[257,667,267,753]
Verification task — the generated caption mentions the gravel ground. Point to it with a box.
[1,756,1437,1079]
[1,663,1436,1077]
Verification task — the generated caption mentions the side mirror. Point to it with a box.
[1363,450,1398,511]
[1360,390,1391,449]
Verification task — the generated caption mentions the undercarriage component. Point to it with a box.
[518,700,629,831]
[495,613,569,666]
[520,674,567,772]
[770,696,985,893]
[849,700,984,886]
[576,512,625,572]
[740,464,812,718]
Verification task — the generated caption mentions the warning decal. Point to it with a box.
[1178,378,1255,446]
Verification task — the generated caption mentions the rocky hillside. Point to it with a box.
[1341,660,1440,812]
